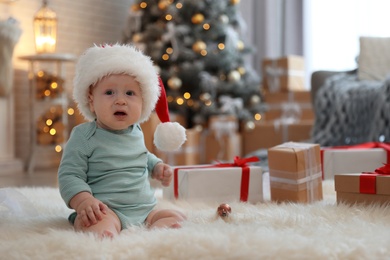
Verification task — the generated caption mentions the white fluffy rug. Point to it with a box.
[1,176,390,260]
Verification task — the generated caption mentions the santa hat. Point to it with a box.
[73,43,186,151]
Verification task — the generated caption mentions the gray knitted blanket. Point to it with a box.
[311,72,390,146]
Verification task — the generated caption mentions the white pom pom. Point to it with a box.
[154,122,187,151]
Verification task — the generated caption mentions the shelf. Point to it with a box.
[20,53,75,174]
[19,53,76,62]
[0,0,18,4]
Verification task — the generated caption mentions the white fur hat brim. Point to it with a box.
[73,43,160,123]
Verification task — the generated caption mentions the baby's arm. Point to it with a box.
[69,192,108,227]
[152,163,173,187]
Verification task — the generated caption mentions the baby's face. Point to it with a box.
[88,74,143,131]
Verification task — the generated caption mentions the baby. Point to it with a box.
[58,44,187,238]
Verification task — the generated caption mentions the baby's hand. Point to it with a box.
[75,196,107,227]
[152,163,173,187]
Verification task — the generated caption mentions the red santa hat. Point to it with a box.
[73,43,186,151]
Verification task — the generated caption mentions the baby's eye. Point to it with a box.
[105,90,114,95]
[126,91,135,96]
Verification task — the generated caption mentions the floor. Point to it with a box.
[0,168,58,188]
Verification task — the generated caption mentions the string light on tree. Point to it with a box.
[254,113,262,121]
[139,2,147,9]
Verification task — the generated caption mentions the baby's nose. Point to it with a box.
[115,96,126,105]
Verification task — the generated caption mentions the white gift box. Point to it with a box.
[163,165,263,204]
[322,148,387,179]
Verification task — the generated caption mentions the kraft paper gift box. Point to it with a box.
[335,171,390,206]
[262,90,314,122]
[208,114,238,134]
[242,120,313,155]
[263,90,311,104]
[202,131,242,163]
[321,142,390,179]
[154,128,201,166]
[268,142,323,203]
[202,114,242,163]
[262,103,314,122]
[262,55,305,93]
[163,162,263,204]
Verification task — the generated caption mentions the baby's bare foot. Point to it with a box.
[171,222,181,229]
[100,230,114,239]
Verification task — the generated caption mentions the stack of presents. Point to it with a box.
[244,55,314,154]
[141,55,390,207]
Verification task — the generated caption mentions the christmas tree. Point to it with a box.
[123,0,264,128]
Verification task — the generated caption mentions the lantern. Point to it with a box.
[33,0,57,53]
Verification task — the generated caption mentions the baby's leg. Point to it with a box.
[146,209,186,229]
[73,207,121,239]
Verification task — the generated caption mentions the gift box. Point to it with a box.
[154,128,201,166]
[321,142,390,179]
[262,103,314,122]
[262,90,314,122]
[262,56,305,93]
[202,114,241,163]
[263,90,311,104]
[202,131,242,163]
[335,171,390,206]
[163,159,263,204]
[208,114,239,134]
[268,142,323,203]
[242,120,313,155]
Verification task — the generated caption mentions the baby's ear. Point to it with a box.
[88,86,95,111]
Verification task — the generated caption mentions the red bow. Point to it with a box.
[216,156,260,167]
[374,163,390,175]
[360,163,390,194]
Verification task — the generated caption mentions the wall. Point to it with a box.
[8,0,133,169]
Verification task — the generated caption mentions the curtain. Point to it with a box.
[240,0,304,78]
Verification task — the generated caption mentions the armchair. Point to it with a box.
[310,69,390,146]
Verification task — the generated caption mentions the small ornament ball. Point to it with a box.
[200,92,211,102]
[167,76,182,90]
[250,95,261,105]
[236,40,245,51]
[191,13,205,24]
[228,70,241,82]
[192,40,207,53]
[217,203,232,218]
[219,14,229,24]
[245,120,255,131]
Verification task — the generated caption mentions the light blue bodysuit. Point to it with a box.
[58,121,162,229]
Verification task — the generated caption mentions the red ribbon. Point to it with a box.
[173,156,259,202]
[359,163,390,194]
[320,142,390,179]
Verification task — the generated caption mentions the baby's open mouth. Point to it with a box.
[114,111,127,116]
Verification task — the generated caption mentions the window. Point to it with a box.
[304,0,390,85]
